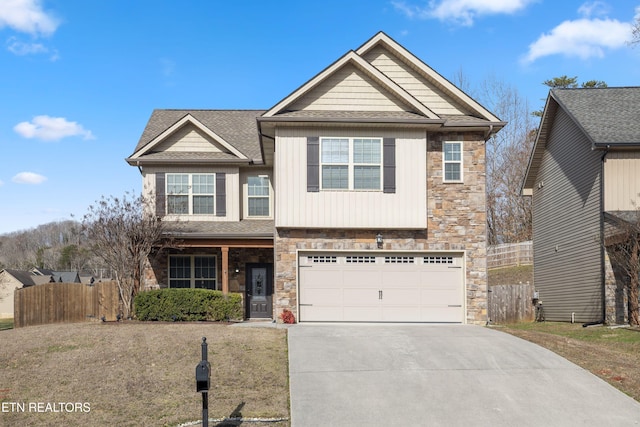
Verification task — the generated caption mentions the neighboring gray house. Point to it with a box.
[523,87,640,324]
[128,32,505,324]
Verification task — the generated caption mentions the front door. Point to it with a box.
[246,263,273,319]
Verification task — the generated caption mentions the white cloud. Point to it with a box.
[0,0,59,36]
[12,172,47,185]
[6,36,46,55]
[522,16,632,63]
[577,1,609,18]
[14,115,95,141]
[392,0,537,26]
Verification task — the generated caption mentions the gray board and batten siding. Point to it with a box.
[532,106,603,323]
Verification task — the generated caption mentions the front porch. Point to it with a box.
[143,235,274,320]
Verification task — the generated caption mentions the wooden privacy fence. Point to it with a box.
[487,241,533,269]
[14,281,120,328]
[489,282,535,324]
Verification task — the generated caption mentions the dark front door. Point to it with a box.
[246,263,273,318]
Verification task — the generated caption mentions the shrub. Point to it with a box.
[134,289,243,322]
[280,309,296,324]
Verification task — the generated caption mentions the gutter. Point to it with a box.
[599,145,610,323]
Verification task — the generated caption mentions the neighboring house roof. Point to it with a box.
[522,87,640,195]
[164,220,274,239]
[52,271,81,283]
[258,31,504,136]
[127,110,266,165]
[1,269,37,287]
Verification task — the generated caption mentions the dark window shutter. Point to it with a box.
[216,173,226,216]
[155,173,166,217]
[383,138,396,193]
[307,136,320,192]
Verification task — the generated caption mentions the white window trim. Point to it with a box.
[319,137,383,191]
[245,174,272,218]
[166,173,215,215]
[443,141,463,183]
[168,254,218,290]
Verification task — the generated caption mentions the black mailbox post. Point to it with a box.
[196,337,211,427]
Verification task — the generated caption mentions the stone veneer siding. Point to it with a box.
[274,131,488,324]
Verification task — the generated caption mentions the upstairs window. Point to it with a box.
[320,137,381,190]
[247,175,270,217]
[166,173,215,214]
[443,141,463,182]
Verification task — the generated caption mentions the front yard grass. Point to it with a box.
[501,322,640,402]
[0,319,13,330]
[0,322,289,426]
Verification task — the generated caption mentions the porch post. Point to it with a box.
[221,246,229,294]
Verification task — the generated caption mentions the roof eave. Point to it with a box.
[125,157,253,166]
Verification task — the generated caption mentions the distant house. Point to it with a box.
[127,32,505,324]
[523,87,640,324]
[0,269,46,318]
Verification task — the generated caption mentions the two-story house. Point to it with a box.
[127,32,505,324]
[522,87,640,324]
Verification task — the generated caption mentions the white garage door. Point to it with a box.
[298,252,464,323]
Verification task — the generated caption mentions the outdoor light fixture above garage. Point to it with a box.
[376,233,383,249]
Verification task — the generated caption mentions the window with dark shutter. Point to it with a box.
[383,138,396,193]
[307,136,320,192]
[215,173,226,216]
[155,173,166,217]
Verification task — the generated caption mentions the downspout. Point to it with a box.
[599,145,610,324]
[136,161,143,175]
[483,124,494,142]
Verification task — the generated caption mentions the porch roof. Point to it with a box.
[163,219,274,240]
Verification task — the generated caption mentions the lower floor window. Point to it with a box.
[169,255,217,289]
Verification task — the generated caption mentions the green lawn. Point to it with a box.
[0,319,13,331]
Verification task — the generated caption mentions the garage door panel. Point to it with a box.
[382,306,420,322]
[342,270,382,287]
[300,305,344,322]
[300,269,344,287]
[420,270,462,287]
[343,306,382,321]
[300,288,343,305]
[381,271,421,285]
[382,288,421,304]
[422,289,463,306]
[421,306,462,322]
[343,288,381,305]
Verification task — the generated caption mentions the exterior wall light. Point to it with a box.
[376,232,383,249]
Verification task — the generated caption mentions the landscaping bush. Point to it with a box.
[134,288,243,321]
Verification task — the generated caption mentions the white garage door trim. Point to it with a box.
[297,250,465,323]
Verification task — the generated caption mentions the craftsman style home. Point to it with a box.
[127,32,505,323]
[523,87,640,324]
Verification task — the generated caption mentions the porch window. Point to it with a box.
[166,173,215,214]
[247,176,270,217]
[443,141,463,182]
[320,137,381,190]
[168,255,217,289]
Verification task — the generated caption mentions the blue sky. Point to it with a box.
[0,0,639,234]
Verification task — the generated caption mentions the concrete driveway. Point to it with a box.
[288,324,640,427]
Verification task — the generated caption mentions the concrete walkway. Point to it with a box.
[288,324,640,427]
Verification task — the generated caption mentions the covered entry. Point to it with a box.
[298,252,464,322]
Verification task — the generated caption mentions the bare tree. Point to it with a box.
[476,74,536,244]
[631,14,640,45]
[82,192,171,319]
[605,211,640,326]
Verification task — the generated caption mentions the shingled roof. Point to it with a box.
[129,109,266,163]
[551,87,640,147]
